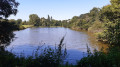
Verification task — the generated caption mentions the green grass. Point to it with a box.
[22,25,34,28]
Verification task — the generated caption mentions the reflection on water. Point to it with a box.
[6,27,107,64]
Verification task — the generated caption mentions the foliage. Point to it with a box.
[100,0,120,22]
[0,0,19,18]
[0,0,19,49]
[77,46,120,67]
[29,14,40,26]
[95,32,106,40]
[26,14,63,27]
[24,7,100,29]
[0,37,67,67]
[102,21,120,45]
[98,0,120,46]
[88,20,103,33]
[0,20,19,48]
[8,19,25,30]
[16,19,22,25]
[66,7,100,30]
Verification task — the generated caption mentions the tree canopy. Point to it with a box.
[29,14,40,26]
[0,0,19,19]
[0,0,19,48]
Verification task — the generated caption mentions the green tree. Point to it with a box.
[100,0,120,45]
[90,7,100,21]
[40,17,46,26]
[29,14,40,26]
[0,0,19,50]
[16,19,22,25]
[0,0,19,19]
[51,16,52,21]
[9,19,16,23]
[100,0,120,22]
[22,21,27,25]
[47,15,50,26]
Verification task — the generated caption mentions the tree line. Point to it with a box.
[7,0,120,46]
[20,0,120,46]
[66,0,120,46]
[27,14,62,27]
[1,0,120,67]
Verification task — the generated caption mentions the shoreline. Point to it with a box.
[22,25,109,46]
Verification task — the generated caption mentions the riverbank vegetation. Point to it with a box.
[0,0,120,67]
[77,46,120,67]
[0,37,68,67]
[17,0,120,46]
[4,0,119,46]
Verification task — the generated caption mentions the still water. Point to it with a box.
[6,27,107,64]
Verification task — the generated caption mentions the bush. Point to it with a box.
[77,46,120,67]
[95,32,106,40]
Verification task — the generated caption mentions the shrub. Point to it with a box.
[77,46,120,67]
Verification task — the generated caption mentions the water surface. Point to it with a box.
[6,27,107,64]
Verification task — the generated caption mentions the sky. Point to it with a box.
[8,0,110,21]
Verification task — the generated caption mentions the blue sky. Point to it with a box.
[8,0,110,21]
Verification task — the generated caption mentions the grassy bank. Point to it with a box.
[22,25,34,28]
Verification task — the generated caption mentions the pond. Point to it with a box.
[6,27,107,64]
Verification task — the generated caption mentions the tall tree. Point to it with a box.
[51,16,52,21]
[0,0,19,50]
[47,15,50,26]
[0,0,19,19]
[100,0,120,45]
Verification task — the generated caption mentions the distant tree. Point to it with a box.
[47,15,50,26]
[9,19,16,23]
[22,21,27,25]
[90,7,100,17]
[16,19,22,25]
[29,14,40,26]
[89,7,100,21]
[51,16,53,21]
[48,15,50,22]
[40,17,46,26]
